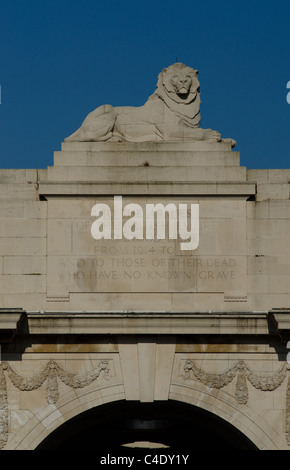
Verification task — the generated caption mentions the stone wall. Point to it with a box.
[1,141,290,313]
[1,140,290,450]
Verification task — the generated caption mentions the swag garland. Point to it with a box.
[183,359,290,445]
[0,360,110,450]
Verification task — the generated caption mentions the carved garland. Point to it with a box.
[0,360,110,450]
[184,360,290,446]
[1,359,290,449]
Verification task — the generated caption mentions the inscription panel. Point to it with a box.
[47,198,247,297]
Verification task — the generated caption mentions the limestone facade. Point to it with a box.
[0,140,290,450]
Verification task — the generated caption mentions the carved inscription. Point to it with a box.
[47,198,247,296]
[49,248,244,294]
[58,256,237,282]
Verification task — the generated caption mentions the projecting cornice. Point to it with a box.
[0,309,24,342]
[269,309,290,342]
[24,311,270,336]
[38,181,256,198]
[1,310,289,339]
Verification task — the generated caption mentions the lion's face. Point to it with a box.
[170,71,192,95]
[160,64,200,101]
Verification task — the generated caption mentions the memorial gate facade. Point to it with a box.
[0,63,290,451]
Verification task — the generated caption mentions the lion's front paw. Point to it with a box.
[222,138,237,148]
[204,129,222,142]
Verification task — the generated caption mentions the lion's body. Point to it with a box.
[65,63,236,146]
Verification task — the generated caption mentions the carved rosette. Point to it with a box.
[184,359,290,445]
[0,360,110,450]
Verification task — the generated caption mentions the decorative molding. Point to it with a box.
[224,296,247,302]
[0,367,8,450]
[183,359,290,444]
[286,378,290,447]
[1,358,290,449]
[0,360,110,450]
[46,296,69,303]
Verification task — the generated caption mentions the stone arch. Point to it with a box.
[4,374,287,450]
[34,398,259,451]
[5,383,126,450]
[169,381,286,450]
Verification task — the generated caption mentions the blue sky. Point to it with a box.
[0,0,290,169]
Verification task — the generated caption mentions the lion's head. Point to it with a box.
[151,62,201,126]
[157,63,200,103]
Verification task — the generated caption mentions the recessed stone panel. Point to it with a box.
[47,197,247,299]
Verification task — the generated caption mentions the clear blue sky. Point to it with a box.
[1,0,290,169]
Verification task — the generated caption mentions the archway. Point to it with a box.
[36,400,258,452]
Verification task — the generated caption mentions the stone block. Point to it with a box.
[69,292,172,311]
[267,169,290,183]
[0,183,38,201]
[269,275,290,294]
[269,200,290,219]
[256,183,290,201]
[171,292,225,312]
[154,338,176,401]
[0,275,24,294]
[53,149,241,168]
[47,164,247,183]
[0,274,46,294]
[200,199,246,219]
[0,202,25,218]
[248,293,290,310]
[273,220,290,236]
[60,140,233,153]
[0,201,46,220]
[0,169,28,183]
[138,339,156,402]
[247,255,272,275]
[39,181,256,198]
[2,219,46,238]
[47,199,93,219]
[24,275,46,294]
[248,275,270,293]
[4,256,46,275]
[247,237,290,257]
[247,169,268,183]
[247,219,274,239]
[246,201,269,219]
[47,219,73,255]
[3,293,47,310]
[270,257,290,275]
[24,201,47,219]
[20,391,47,410]
[0,238,46,256]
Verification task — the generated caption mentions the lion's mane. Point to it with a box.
[149,63,201,127]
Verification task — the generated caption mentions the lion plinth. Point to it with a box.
[65,63,236,147]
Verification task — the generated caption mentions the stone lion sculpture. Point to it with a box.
[65,62,236,147]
